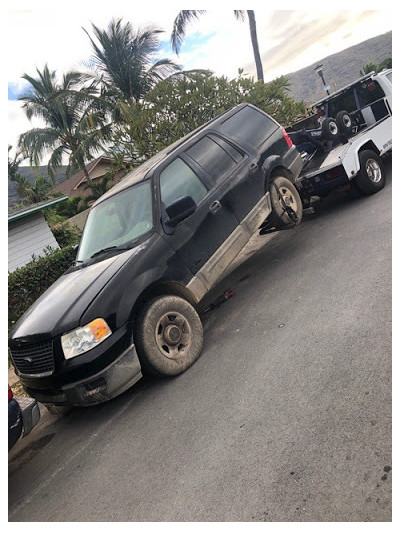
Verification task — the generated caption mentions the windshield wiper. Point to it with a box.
[90,245,130,259]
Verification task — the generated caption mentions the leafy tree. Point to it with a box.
[81,173,115,205]
[360,57,392,76]
[10,173,54,205]
[106,72,306,164]
[52,196,87,219]
[18,65,111,181]
[171,10,264,82]
[8,145,27,181]
[9,145,55,205]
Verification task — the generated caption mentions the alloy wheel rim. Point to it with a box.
[366,159,382,183]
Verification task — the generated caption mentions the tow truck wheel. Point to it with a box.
[354,150,385,195]
[135,295,203,377]
[336,110,353,137]
[269,175,303,228]
[321,117,339,140]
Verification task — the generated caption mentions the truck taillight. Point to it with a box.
[281,128,293,148]
[8,388,13,402]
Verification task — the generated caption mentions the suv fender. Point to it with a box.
[261,155,294,190]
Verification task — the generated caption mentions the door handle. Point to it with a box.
[249,163,258,173]
[209,200,222,215]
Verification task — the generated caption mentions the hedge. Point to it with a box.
[9,245,76,331]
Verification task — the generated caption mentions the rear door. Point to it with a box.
[184,132,265,223]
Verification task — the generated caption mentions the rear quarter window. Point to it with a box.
[219,107,277,148]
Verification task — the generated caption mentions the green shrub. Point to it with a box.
[51,221,82,248]
[8,245,76,331]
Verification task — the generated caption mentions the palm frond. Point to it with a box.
[171,10,207,54]
[234,10,246,21]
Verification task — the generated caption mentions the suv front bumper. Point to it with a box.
[24,342,142,407]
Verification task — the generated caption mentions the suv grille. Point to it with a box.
[10,341,55,376]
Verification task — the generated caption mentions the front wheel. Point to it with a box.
[269,175,303,229]
[353,150,385,195]
[135,295,203,377]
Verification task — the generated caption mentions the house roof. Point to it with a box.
[51,156,120,198]
[8,196,68,223]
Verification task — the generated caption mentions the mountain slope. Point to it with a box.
[286,31,392,105]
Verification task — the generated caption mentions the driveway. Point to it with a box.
[9,160,392,521]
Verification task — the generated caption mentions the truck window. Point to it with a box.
[160,158,208,208]
[219,106,277,148]
[186,135,244,182]
[327,90,358,117]
[357,80,385,107]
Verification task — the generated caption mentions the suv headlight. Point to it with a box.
[61,318,112,360]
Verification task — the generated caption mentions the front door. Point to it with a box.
[156,156,238,287]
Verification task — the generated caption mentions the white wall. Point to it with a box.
[8,212,60,272]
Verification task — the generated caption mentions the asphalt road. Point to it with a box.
[9,161,392,522]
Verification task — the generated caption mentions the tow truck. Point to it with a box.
[287,69,392,205]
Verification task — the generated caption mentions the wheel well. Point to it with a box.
[130,281,198,324]
[357,141,380,157]
[265,166,294,190]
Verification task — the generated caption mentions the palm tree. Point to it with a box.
[10,173,54,205]
[84,18,182,106]
[171,10,264,82]
[18,65,111,181]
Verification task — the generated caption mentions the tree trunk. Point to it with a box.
[247,10,264,83]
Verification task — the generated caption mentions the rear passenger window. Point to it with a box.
[186,135,243,182]
[160,158,208,207]
[219,106,277,148]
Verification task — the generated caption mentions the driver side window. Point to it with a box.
[160,158,208,208]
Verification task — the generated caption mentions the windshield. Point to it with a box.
[77,180,153,262]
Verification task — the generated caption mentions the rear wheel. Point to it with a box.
[269,175,303,228]
[135,295,203,377]
[354,150,385,195]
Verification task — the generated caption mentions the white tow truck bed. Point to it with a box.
[299,115,392,181]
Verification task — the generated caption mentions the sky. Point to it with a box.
[6,3,393,160]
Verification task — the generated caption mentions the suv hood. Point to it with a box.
[9,248,136,343]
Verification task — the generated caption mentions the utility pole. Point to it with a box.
[314,64,330,95]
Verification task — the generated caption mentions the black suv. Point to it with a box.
[9,103,303,410]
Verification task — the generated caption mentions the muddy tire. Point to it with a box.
[321,117,339,140]
[135,295,203,377]
[354,150,385,195]
[269,175,303,229]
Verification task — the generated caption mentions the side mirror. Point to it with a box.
[165,196,197,228]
